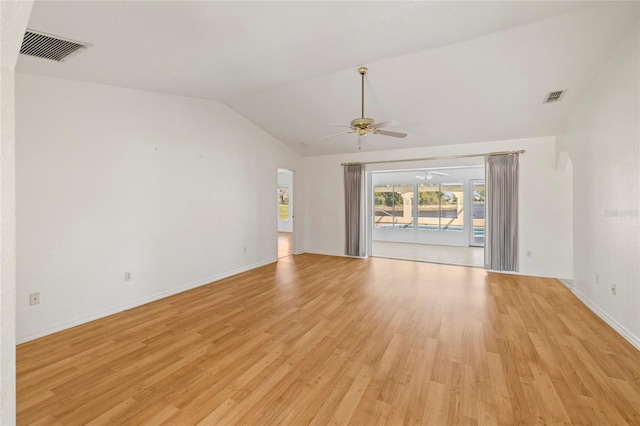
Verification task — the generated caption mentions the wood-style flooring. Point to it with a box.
[17,254,640,425]
[278,232,293,259]
[372,241,484,268]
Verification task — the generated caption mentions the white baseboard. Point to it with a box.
[16,258,277,344]
[485,269,561,279]
[305,249,366,259]
[558,278,574,289]
[571,288,640,351]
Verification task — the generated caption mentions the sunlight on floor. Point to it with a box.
[278,232,293,258]
[372,241,483,267]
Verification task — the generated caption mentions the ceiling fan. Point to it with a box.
[320,66,407,149]
[415,171,449,180]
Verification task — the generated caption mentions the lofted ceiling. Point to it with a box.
[17,1,639,156]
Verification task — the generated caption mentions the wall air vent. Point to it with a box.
[20,29,91,62]
[543,90,566,104]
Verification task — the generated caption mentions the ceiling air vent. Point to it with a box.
[20,29,91,62]
[544,90,566,104]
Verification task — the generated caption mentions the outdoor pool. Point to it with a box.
[377,225,485,237]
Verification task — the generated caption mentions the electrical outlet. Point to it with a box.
[125,271,132,281]
[243,247,247,253]
[611,283,616,295]
[29,292,40,306]
[595,274,599,284]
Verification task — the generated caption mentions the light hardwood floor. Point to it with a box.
[372,241,484,268]
[278,232,293,259]
[17,254,640,425]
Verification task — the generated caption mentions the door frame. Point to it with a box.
[276,168,296,256]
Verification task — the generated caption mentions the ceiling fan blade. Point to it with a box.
[376,130,408,138]
[320,130,354,140]
[370,120,399,129]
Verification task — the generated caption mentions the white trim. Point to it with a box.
[485,269,559,279]
[305,250,367,260]
[571,288,640,351]
[16,259,277,344]
[558,278,574,289]
[371,254,482,268]
[485,269,525,276]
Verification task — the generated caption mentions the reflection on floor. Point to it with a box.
[372,241,484,268]
[278,232,293,258]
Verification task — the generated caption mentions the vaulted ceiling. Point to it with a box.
[17,1,639,156]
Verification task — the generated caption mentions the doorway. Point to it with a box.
[369,166,484,267]
[277,168,294,258]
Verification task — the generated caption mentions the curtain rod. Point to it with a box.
[340,150,525,166]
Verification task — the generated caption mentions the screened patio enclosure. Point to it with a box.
[371,167,485,248]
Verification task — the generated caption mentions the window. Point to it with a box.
[440,183,463,231]
[417,183,439,230]
[278,187,289,220]
[374,184,414,229]
[417,182,464,231]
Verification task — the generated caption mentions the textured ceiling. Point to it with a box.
[17,1,639,156]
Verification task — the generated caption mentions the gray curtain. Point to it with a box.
[344,164,363,257]
[484,154,519,272]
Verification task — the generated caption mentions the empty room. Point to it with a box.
[1,1,639,425]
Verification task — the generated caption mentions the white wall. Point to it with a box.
[304,136,573,279]
[557,23,639,348]
[16,74,303,343]
[0,1,33,422]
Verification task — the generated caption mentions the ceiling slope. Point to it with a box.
[226,3,639,155]
[17,1,639,156]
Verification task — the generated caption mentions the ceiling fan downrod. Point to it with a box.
[359,66,367,119]
[357,66,367,151]
[319,65,408,146]
[351,67,374,136]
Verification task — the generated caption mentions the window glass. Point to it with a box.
[374,184,414,229]
[440,183,463,231]
[417,182,464,231]
[417,183,440,230]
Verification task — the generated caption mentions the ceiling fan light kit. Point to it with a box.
[321,66,408,150]
[415,171,449,180]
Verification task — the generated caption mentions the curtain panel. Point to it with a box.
[484,154,519,272]
[344,164,363,257]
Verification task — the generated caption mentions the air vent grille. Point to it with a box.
[544,90,566,103]
[20,29,91,62]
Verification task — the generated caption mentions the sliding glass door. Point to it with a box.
[374,181,466,246]
[471,180,485,247]
[370,167,485,248]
